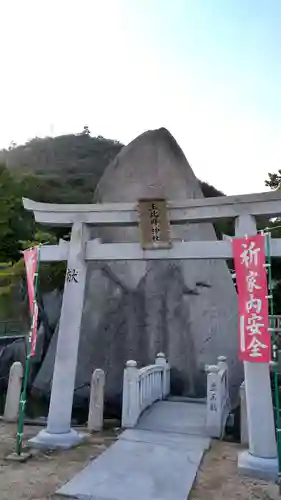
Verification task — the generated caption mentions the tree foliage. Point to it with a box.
[0,164,37,262]
[264,170,281,312]
[265,170,281,190]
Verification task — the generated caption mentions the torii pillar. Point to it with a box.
[29,221,89,448]
[236,215,278,480]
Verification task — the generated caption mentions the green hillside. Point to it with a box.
[0,130,224,204]
[0,131,122,204]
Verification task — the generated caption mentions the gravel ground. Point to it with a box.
[0,423,280,500]
[0,422,118,500]
[190,440,280,500]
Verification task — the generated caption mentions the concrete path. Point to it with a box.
[57,400,211,500]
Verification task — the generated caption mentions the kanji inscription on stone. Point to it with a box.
[138,198,171,250]
[209,381,217,412]
[66,268,79,283]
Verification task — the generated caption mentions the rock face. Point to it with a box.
[33,128,241,412]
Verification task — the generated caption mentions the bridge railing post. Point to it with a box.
[155,352,170,398]
[121,360,139,428]
[217,355,227,376]
[217,355,230,413]
[205,364,222,438]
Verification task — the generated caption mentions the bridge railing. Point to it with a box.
[205,356,230,438]
[121,352,170,428]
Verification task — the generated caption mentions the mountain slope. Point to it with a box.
[0,132,224,203]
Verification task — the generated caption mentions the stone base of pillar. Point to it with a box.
[28,428,88,450]
[238,450,278,481]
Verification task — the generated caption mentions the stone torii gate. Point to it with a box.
[23,190,281,478]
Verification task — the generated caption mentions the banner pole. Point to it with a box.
[265,232,281,490]
[16,246,41,456]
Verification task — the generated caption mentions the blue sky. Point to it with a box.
[0,0,280,195]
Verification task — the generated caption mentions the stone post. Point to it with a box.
[236,214,278,480]
[29,222,89,449]
[121,360,139,428]
[240,381,248,445]
[155,352,169,398]
[87,369,105,432]
[4,362,23,422]
[206,365,222,438]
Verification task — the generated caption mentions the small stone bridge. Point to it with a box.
[58,353,230,500]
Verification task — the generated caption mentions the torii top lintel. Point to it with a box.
[22,190,281,227]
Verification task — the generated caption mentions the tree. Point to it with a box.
[0,227,66,321]
[82,125,90,136]
[0,164,37,262]
[265,170,281,190]
[264,170,281,312]
[8,141,17,151]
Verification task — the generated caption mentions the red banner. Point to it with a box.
[23,247,39,356]
[232,234,271,363]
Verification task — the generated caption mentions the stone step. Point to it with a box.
[167,396,207,404]
[119,428,211,451]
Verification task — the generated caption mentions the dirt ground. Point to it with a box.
[190,440,280,500]
[0,422,280,500]
[0,421,118,500]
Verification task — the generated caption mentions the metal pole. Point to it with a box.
[16,246,41,455]
[265,232,281,491]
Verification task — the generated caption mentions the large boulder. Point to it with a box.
[33,128,241,412]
